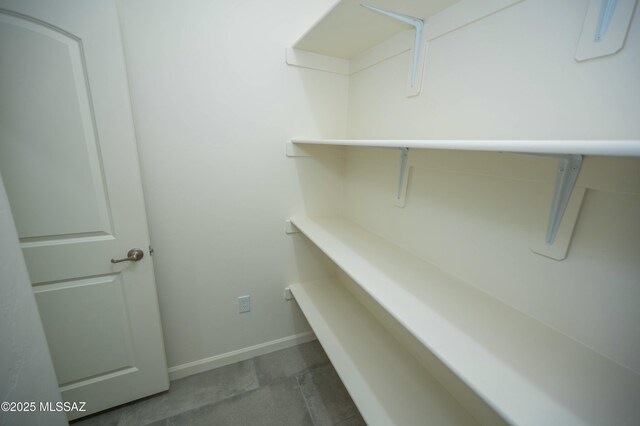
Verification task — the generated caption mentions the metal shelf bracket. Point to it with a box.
[575,0,637,61]
[595,0,618,42]
[546,154,583,244]
[361,4,425,94]
[394,147,410,207]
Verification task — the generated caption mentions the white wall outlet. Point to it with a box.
[238,295,251,313]
[284,287,293,300]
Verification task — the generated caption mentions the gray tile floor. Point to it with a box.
[72,341,365,426]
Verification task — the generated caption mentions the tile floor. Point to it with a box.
[72,341,365,426]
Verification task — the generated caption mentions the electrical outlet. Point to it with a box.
[238,295,251,313]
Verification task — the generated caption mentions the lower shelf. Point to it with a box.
[290,278,480,426]
[291,215,640,426]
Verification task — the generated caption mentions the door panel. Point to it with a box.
[0,0,168,419]
[33,275,135,386]
[0,12,112,240]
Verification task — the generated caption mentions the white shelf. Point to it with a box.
[290,278,479,426]
[292,138,640,157]
[288,0,524,95]
[290,215,640,426]
[290,138,639,256]
[293,0,457,59]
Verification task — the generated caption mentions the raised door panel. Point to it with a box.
[33,275,136,387]
[0,13,112,240]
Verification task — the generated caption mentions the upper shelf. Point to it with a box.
[290,215,640,426]
[293,0,458,59]
[292,138,640,157]
[289,0,525,96]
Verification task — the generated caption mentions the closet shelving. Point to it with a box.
[288,1,640,424]
[287,0,524,95]
[290,278,479,426]
[291,138,640,157]
[290,216,640,425]
[291,138,640,253]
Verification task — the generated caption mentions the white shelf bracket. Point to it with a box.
[361,4,425,94]
[394,147,410,207]
[546,154,583,244]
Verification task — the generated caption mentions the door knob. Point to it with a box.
[111,248,144,264]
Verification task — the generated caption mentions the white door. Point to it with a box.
[0,0,169,419]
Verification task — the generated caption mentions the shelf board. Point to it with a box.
[292,138,640,157]
[290,215,640,426]
[290,278,479,426]
[293,0,458,59]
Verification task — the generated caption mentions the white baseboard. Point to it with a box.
[167,331,317,381]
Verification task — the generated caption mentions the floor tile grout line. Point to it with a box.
[166,379,269,423]
[116,360,262,426]
[335,413,363,426]
[296,374,318,426]
[251,357,263,389]
[74,342,343,426]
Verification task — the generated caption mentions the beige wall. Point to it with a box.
[344,0,640,374]
[116,0,347,371]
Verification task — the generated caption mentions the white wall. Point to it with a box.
[116,0,347,372]
[348,0,640,139]
[0,174,67,426]
[115,0,639,380]
[344,0,640,374]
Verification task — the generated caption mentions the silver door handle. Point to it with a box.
[111,248,144,263]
